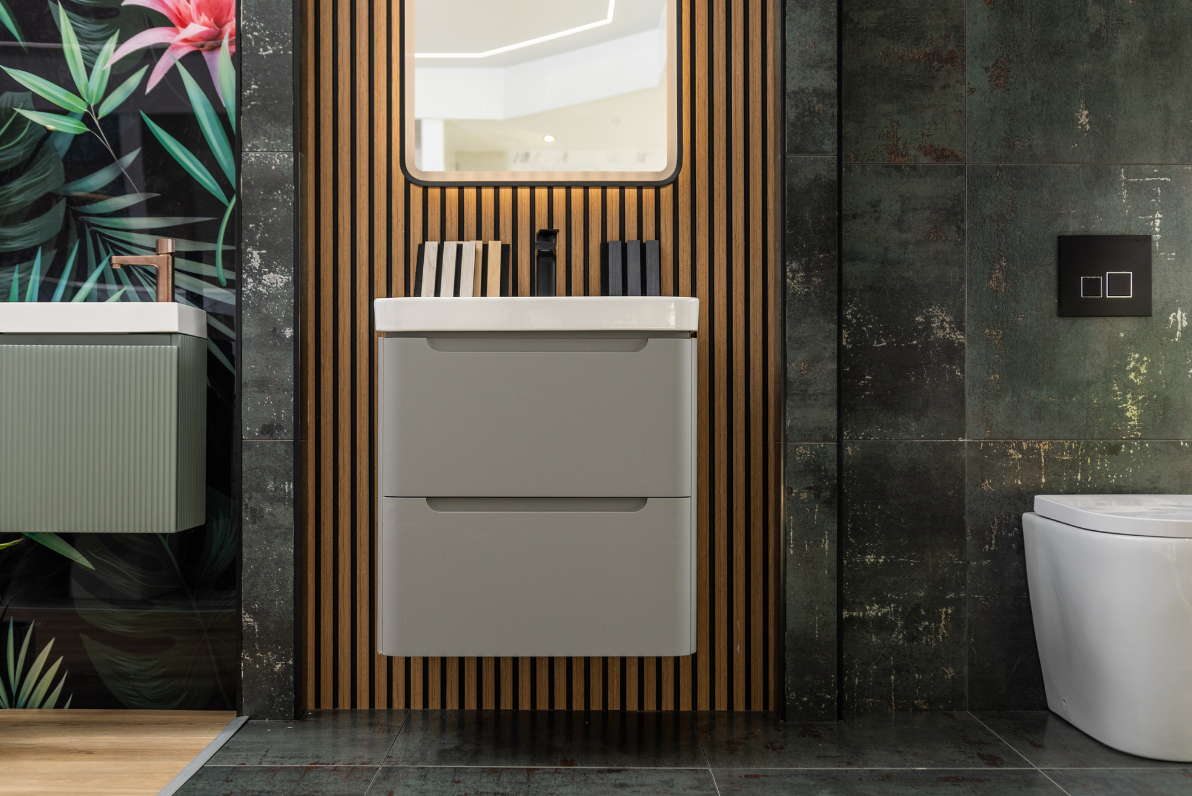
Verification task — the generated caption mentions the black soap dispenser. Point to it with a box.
[535,228,559,296]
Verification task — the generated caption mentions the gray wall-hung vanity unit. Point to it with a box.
[374,296,699,658]
[0,304,207,535]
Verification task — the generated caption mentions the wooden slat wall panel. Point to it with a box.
[299,0,781,711]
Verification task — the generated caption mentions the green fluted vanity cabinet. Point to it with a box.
[0,333,206,534]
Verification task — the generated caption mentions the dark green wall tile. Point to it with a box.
[243,53,295,153]
[787,0,838,155]
[1048,769,1192,796]
[209,711,407,765]
[843,165,966,440]
[786,156,839,442]
[843,441,966,711]
[968,166,1192,441]
[241,441,296,720]
[966,440,1192,711]
[968,1,1192,164]
[695,711,1022,768]
[842,1,966,164]
[718,768,1063,794]
[785,444,838,721]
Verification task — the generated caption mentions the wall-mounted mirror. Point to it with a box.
[403,0,680,185]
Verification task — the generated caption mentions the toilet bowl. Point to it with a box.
[1024,495,1192,762]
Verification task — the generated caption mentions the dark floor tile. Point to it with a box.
[1047,768,1192,795]
[785,443,838,721]
[966,441,1192,711]
[369,766,716,795]
[178,765,377,796]
[786,0,838,155]
[842,165,966,440]
[843,442,966,711]
[208,712,408,766]
[384,711,703,768]
[786,155,838,443]
[968,1,1192,164]
[842,0,966,164]
[695,712,1024,769]
[717,768,1063,795]
[975,712,1192,770]
[967,166,1192,442]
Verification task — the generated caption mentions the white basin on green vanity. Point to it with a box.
[0,303,208,534]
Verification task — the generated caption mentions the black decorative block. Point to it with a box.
[1057,235,1151,317]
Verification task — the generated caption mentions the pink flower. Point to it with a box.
[109,0,235,98]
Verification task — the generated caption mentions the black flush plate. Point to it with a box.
[1058,235,1152,317]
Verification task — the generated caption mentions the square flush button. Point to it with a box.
[1081,276,1103,297]
[1106,271,1133,298]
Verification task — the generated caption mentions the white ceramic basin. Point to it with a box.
[0,303,207,337]
[373,296,699,333]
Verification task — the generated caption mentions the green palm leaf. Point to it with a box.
[76,192,157,214]
[70,256,110,302]
[97,66,146,119]
[23,532,95,569]
[6,263,16,302]
[175,60,234,185]
[104,286,127,302]
[215,194,235,286]
[0,199,64,252]
[0,145,64,215]
[14,108,87,135]
[0,0,25,51]
[218,33,235,131]
[0,67,86,113]
[86,215,214,231]
[56,10,88,99]
[58,148,139,195]
[140,112,228,205]
[51,241,79,301]
[24,247,41,301]
[85,33,119,105]
[93,228,233,254]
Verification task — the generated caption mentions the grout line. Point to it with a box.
[968,713,1074,796]
[691,714,722,796]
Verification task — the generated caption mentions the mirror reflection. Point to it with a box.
[409,0,676,181]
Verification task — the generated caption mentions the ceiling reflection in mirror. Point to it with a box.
[407,0,678,183]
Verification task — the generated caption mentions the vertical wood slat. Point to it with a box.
[299,0,781,713]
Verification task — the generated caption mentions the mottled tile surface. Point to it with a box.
[717,768,1064,794]
[241,151,297,441]
[842,0,966,164]
[967,166,1192,442]
[786,0,837,155]
[243,52,295,153]
[1047,768,1192,795]
[966,441,1192,711]
[372,767,716,796]
[843,442,966,711]
[241,0,294,55]
[385,711,704,768]
[241,440,297,720]
[786,156,838,443]
[695,711,1022,769]
[785,444,838,721]
[177,765,377,795]
[967,1,1192,164]
[842,165,966,440]
[208,711,407,766]
[974,712,1192,769]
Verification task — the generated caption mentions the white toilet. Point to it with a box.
[1024,495,1192,762]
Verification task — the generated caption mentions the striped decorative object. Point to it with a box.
[302,0,781,711]
[413,242,509,297]
[0,336,206,535]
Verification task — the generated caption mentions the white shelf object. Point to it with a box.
[374,296,698,333]
[0,303,207,337]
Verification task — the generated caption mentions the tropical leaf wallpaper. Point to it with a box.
[0,0,238,710]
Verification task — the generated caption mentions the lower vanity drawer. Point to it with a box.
[377,497,695,658]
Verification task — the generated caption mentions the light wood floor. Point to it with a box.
[0,709,236,795]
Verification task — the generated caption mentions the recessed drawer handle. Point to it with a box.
[425,497,648,513]
[426,337,648,353]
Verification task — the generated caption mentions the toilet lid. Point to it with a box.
[1035,495,1192,538]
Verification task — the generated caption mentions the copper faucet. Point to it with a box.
[111,238,176,302]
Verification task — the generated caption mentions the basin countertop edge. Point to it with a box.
[373,297,700,333]
[0,303,208,337]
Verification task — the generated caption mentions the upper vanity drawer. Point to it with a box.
[379,334,695,497]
